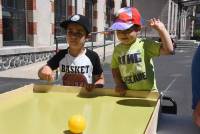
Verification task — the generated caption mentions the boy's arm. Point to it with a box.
[192,46,200,127]
[112,68,123,85]
[94,73,105,87]
[148,18,174,55]
[112,68,127,95]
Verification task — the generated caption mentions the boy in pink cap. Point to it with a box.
[110,7,174,95]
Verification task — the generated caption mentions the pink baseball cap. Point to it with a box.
[110,7,141,30]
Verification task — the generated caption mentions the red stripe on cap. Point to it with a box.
[118,12,132,22]
[132,7,141,26]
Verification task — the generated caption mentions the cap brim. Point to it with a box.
[110,22,133,30]
[60,20,90,34]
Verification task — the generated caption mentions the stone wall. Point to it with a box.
[0,51,54,71]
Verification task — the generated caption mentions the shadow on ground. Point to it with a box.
[0,77,45,93]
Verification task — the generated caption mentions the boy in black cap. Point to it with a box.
[38,14,104,91]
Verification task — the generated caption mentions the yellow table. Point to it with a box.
[0,84,160,134]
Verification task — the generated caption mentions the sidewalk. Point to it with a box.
[0,60,46,79]
[0,44,114,79]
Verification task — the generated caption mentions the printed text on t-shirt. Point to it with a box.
[61,65,89,74]
[118,53,141,64]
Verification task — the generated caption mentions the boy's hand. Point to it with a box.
[148,18,166,31]
[115,84,127,96]
[85,84,95,92]
[38,65,54,81]
[85,84,104,92]
[148,18,174,55]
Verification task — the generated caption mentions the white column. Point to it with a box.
[171,2,175,35]
[167,0,172,32]
[174,3,178,36]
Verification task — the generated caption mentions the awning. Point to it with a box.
[179,0,200,6]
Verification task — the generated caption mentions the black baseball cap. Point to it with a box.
[60,14,91,34]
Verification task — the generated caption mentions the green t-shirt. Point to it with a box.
[111,38,161,90]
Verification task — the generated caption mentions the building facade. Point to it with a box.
[0,0,195,71]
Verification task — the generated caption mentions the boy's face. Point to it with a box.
[116,26,138,45]
[66,23,87,49]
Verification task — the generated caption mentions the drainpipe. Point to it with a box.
[75,0,77,14]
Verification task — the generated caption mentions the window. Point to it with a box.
[55,0,67,42]
[85,0,93,30]
[85,0,94,41]
[105,0,115,40]
[105,0,115,29]
[130,0,134,7]
[2,0,26,46]
[121,0,127,8]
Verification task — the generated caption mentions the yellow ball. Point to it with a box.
[68,114,86,133]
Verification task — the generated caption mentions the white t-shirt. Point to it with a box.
[47,48,103,84]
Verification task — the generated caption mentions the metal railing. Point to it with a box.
[55,30,116,61]
[54,30,117,79]
[87,30,116,61]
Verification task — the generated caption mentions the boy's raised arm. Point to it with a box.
[148,18,174,55]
